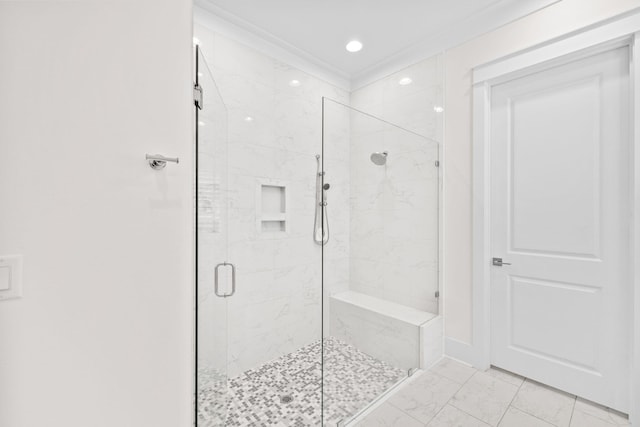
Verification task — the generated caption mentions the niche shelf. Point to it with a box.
[256,180,288,235]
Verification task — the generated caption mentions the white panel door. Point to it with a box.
[490,46,631,412]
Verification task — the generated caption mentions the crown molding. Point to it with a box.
[194,1,351,91]
[350,0,562,90]
[194,0,562,92]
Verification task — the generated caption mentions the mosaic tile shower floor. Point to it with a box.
[198,337,407,427]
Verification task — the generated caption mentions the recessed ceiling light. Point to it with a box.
[399,77,413,86]
[193,37,200,46]
[289,79,301,87]
[346,40,363,53]
[433,106,444,113]
[244,116,254,122]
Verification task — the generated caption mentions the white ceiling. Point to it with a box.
[195,0,561,89]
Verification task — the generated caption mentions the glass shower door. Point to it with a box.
[195,35,328,425]
[196,45,230,427]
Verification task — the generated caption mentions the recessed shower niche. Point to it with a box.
[257,181,287,233]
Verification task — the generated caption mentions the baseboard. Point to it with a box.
[444,337,487,369]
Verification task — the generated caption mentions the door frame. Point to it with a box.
[471,10,640,422]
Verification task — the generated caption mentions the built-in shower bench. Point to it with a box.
[329,290,443,372]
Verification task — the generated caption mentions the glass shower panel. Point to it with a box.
[322,98,439,425]
[194,38,325,425]
[196,46,230,427]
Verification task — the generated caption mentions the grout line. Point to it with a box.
[567,395,577,427]
[345,370,427,425]
[495,375,526,426]
[375,362,477,426]
[425,405,449,426]
[442,369,490,423]
[393,405,431,426]
[443,369,498,426]
[504,377,579,427]
[510,405,567,427]
[452,406,493,427]
[388,368,471,426]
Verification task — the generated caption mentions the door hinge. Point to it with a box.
[435,160,440,167]
[194,84,203,110]
[435,290,440,298]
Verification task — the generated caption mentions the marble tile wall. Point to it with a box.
[194,24,350,377]
[349,57,444,314]
[194,23,443,377]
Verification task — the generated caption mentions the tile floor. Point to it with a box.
[198,337,407,426]
[355,358,631,427]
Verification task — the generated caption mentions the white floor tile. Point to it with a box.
[484,367,524,387]
[388,371,462,424]
[431,358,477,384]
[355,402,424,427]
[573,398,630,426]
[450,371,519,426]
[498,407,555,427]
[510,379,575,427]
[570,409,625,427]
[427,405,490,427]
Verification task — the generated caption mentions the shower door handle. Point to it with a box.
[214,262,236,298]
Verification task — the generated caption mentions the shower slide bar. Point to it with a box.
[313,154,329,245]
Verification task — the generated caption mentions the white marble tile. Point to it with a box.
[388,371,462,424]
[351,81,384,111]
[511,380,575,427]
[484,367,524,387]
[427,405,490,427]
[210,33,276,87]
[198,25,445,379]
[381,90,439,138]
[421,317,443,370]
[498,407,554,427]
[329,296,420,370]
[332,291,435,325]
[570,408,624,427]
[450,371,519,426]
[350,258,386,295]
[382,260,438,313]
[356,402,424,427]
[431,358,477,384]
[573,398,630,426]
[197,27,350,376]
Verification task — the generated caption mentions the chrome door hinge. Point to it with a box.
[194,84,203,110]
[435,160,440,167]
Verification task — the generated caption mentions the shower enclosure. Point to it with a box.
[195,42,440,426]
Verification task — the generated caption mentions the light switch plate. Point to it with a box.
[0,266,10,291]
[0,255,23,300]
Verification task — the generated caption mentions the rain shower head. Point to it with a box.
[370,151,388,166]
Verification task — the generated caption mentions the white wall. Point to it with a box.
[0,2,193,427]
[443,0,640,345]
[349,57,443,313]
[194,21,350,376]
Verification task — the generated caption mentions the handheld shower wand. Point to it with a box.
[313,155,329,245]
